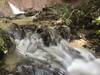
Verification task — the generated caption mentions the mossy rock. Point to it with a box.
[0,29,14,61]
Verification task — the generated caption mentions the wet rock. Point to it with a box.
[55,25,70,41]
[9,23,37,40]
[7,60,66,75]
[8,23,71,47]
[37,27,52,46]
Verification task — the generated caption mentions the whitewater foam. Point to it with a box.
[7,25,100,75]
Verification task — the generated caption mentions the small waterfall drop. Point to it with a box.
[5,24,100,75]
[8,2,25,15]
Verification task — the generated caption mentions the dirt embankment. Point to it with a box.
[0,0,88,16]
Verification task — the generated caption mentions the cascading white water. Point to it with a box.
[8,2,25,15]
[67,59,100,75]
[9,25,100,75]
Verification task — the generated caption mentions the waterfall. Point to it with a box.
[5,24,100,75]
[8,2,25,15]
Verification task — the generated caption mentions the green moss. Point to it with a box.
[96,30,100,35]
[95,16,100,25]
[0,29,13,55]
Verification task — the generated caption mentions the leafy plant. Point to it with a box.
[95,16,100,25]
[96,30,100,36]
[0,29,13,57]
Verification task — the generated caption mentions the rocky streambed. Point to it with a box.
[0,7,100,75]
[0,22,97,75]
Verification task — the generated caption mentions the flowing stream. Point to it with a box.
[2,24,99,75]
[8,2,25,15]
